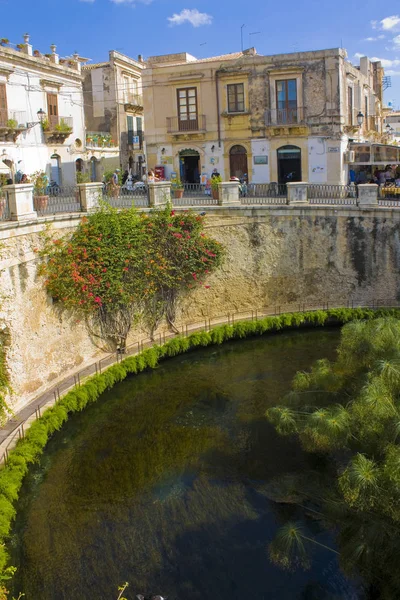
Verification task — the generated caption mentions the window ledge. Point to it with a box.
[221,111,250,117]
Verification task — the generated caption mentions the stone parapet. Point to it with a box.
[358,184,379,209]
[218,181,240,206]
[3,184,37,222]
[148,182,171,207]
[287,182,309,205]
[78,182,103,212]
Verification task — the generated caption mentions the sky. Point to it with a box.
[2,0,400,108]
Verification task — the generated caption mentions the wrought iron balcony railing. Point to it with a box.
[167,115,206,134]
[265,107,306,126]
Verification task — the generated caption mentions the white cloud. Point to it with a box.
[386,70,400,76]
[371,20,378,29]
[110,0,135,3]
[364,36,385,41]
[354,52,364,59]
[370,56,400,68]
[380,15,400,30]
[80,0,95,3]
[168,8,213,27]
[394,34,400,47]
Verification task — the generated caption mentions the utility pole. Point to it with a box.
[241,24,246,51]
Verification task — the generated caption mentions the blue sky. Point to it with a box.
[2,0,400,108]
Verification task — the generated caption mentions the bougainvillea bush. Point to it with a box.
[38,205,224,346]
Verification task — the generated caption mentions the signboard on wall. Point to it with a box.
[161,156,173,165]
[327,147,339,153]
[132,136,139,144]
[254,155,268,165]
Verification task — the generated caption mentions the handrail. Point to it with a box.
[1,298,399,465]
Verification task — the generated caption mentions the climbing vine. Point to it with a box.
[38,205,224,346]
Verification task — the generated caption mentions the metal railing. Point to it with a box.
[308,184,358,204]
[265,107,306,126]
[166,115,206,133]
[0,192,10,221]
[1,297,399,467]
[103,183,150,208]
[172,183,218,206]
[46,116,73,131]
[34,186,82,215]
[86,132,117,148]
[378,184,400,206]
[243,183,288,204]
[0,111,27,128]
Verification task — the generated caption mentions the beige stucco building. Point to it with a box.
[82,51,145,180]
[143,48,385,185]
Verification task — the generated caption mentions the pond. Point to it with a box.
[10,328,361,600]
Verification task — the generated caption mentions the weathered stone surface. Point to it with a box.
[1,207,400,411]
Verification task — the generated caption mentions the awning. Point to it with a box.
[349,142,400,164]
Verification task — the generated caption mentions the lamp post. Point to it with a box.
[357,111,364,142]
[27,108,46,129]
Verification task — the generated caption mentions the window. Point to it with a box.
[47,93,58,127]
[275,79,297,123]
[123,76,130,103]
[127,115,134,144]
[136,116,143,149]
[0,83,7,127]
[347,86,353,125]
[227,83,245,113]
[177,87,198,131]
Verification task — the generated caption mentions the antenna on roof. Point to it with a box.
[241,24,246,51]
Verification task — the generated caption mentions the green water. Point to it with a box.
[11,328,360,599]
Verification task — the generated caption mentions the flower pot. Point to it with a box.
[34,195,49,211]
[212,188,219,200]
[174,189,184,199]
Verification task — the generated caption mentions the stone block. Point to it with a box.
[3,184,37,221]
[78,183,103,212]
[358,184,378,208]
[218,181,241,205]
[148,182,171,207]
[287,182,309,205]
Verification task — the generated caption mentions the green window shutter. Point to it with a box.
[127,116,134,144]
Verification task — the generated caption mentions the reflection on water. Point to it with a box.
[11,328,360,599]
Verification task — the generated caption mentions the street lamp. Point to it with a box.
[27,108,46,129]
[357,111,364,128]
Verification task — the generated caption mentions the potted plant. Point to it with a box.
[31,171,48,211]
[76,171,90,184]
[54,119,72,134]
[171,177,184,199]
[6,118,17,131]
[211,175,222,200]
[41,118,50,132]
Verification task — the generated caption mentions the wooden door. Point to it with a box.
[47,93,58,128]
[229,145,248,179]
[0,84,8,127]
[177,88,198,131]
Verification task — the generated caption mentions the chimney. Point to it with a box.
[23,33,33,56]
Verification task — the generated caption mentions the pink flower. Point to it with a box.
[168,223,173,227]
[192,273,197,280]
[94,296,102,304]
[204,285,210,289]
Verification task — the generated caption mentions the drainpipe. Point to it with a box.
[215,70,221,148]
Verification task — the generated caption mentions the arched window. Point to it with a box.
[50,154,61,185]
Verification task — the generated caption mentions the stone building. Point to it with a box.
[0,34,86,185]
[142,47,385,184]
[82,51,145,180]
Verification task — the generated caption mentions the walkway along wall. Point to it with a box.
[1,202,400,412]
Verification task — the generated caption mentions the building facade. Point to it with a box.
[0,34,87,185]
[143,48,384,185]
[82,51,145,181]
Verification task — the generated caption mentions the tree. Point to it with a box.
[38,205,224,347]
[266,318,400,598]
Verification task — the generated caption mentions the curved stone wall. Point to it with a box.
[1,205,400,411]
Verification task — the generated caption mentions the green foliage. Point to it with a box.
[267,315,400,596]
[210,175,222,191]
[30,171,47,196]
[76,171,90,184]
[170,177,184,191]
[39,206,224,345]
[5,120,17,130]
[54,119,72,133]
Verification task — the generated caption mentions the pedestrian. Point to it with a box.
[211,167,220,179]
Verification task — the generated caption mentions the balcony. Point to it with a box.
[86,131,118,149]
[42,116,73,143]
[166,115,206,135]
[124,93,143,111]
[0,111,28,142]
[265,107,306,126]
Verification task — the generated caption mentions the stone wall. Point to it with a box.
[2,206,400,412]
